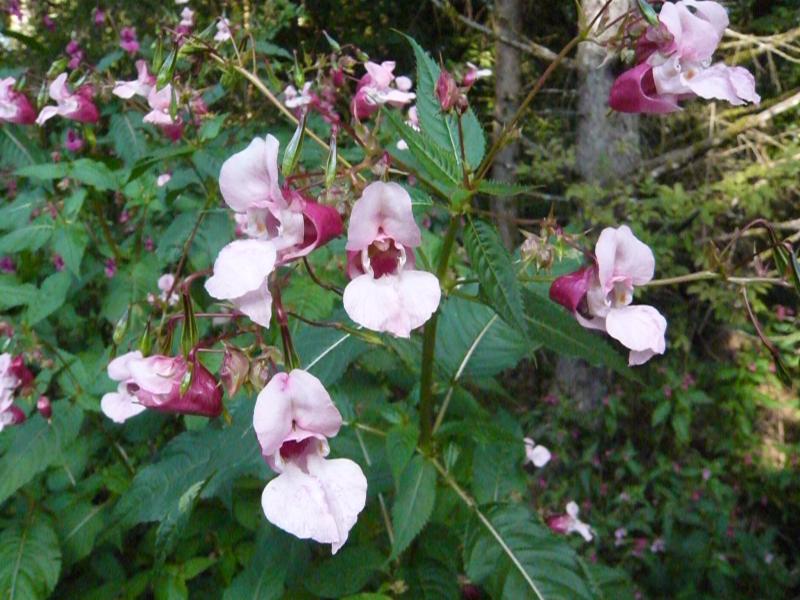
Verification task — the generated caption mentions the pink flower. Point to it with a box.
[283,82,313,110]
[463,62,492,88]
[0,353,28,432]
[36,73,100,126]
[143,84,184,141]
[65,40,84,69]
[93,8,105,26]
[548,501,594,542]
[523,437,551,467]
[214,17,232,42]
[119,26,139,55]
[205,239,277,328]
[351,61,415,120]
[52,254,65,271]
[158,273,179,306]
[64,129,84,152]
[42,14,56,31]
[610,1,759,113]
[104,258,117,278]
[101,351,222,423]
[37,395,52,419]
[217,135,342,263]
[0,77,37,125]
[615,527,627,547]
[550,226,667,365]
[156,173,171,187]
[343,182,440,338]
[253,369,367,554]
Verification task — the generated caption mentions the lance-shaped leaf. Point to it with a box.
[464,218,529,337]
[391,455,437,558]
[0,520,62,599]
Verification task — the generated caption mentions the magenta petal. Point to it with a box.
[549,266,594,313]
[153,359,223,418]
[12,94,37,125]
[288,200,343,260]
[7,405,26,425]
[609,62,681,114]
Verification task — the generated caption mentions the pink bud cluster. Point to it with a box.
[0,353,33,431]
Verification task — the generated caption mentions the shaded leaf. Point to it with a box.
[0,520,61,600]
[391,455,437,558]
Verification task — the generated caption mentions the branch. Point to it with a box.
[429,0,574,68]
[642,88,800,179]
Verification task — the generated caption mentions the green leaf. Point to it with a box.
[477,179,536,197]
[69,159,119,191]
[401,34,486,169]
[155,479,207,565]
[435,296,531,380]
[0,221,53,254]
[0,520,62,600]
[0,275,38,309]
[464,504,593,600]
[15,162,69,181]
[127,145,195,183]
[107,113,146,165]
[223,528,301,600]
[26,271,72,326]
[0,405,84,505]
[651,400,671,427]
[112,399,266,528]
[383,108,460,193]
[198,114,226,141]
[385,424,419,484]
[296,324,368,386]
[53,225,88,277]
[464,218,528,336]
[522,287,635,380]
[55,500,108,567]
[304,545,384,597]
[391,455,437,558]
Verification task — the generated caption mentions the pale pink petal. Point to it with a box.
[101,387,146,423]
[680,0,729,40]
[253,370,342,457]
[345,182,421,250]
[605,305,667,365]
[129,355,186,395]
[205,239,277,301]
[343,269,440,338]
[663,1,723,61]
[687,63,760,105]
[365,61,396,89]
[48,73,70,101]
[395,75,413,91]
[143,108,174,126]
[566,501,580,519]
[35,106,60,126]
[219,135,283,212]
[230,283,273,327]
[524,438,552,467]
[107,350,143,382]
[595,226,655,290]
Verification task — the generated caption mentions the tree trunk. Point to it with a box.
[552,0,641,404]
[491,0,522,248]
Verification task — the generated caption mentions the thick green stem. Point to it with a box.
[419,216,461,450]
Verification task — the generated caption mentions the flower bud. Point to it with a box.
[9,355,33,390]
[436,69,459,112]
[166,357,223,418]
[37,396,52,420]
[549,266,594,314]
[220,346,249,398]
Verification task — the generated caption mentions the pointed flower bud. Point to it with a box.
[220,345,249,398]
[549,266,594,314]
[436,69,459,112]
[37,395,52,419]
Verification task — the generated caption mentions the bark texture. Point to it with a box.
[491,0,522,248]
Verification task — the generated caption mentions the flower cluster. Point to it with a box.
[253,369,367,553]
[351,60,415,120]
[610,0,759,113]
[101,351,222,423]
[36,73,100,126]
[0,353,32,431]
[550,226,667,365]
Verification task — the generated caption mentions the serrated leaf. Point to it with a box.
[391,455,436,558]
[435,296,531,381]
[111,399,266,528]
[385,424,419,484]
[384,108,460,193]
[297,324,368,386]
[0,520,62,600]
[401,34,485,169]
[477,179,535,197]
[0,221,53,254]
[155,478,207,565]
[0,405,84,505]
[522,287,635,380]
[464,218,528,337]
[69,159,119,191]
[464,504,593,600]
[107,113,146,165]
[55,500,107,566]
[651,400,671,427]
